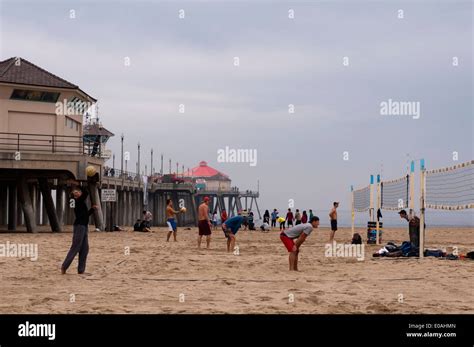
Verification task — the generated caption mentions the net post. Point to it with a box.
[376,175,381,245]
[351,185,355,234]
[369,175,374,222]
[419,159,426,259]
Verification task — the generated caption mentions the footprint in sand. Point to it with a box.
[365,303,392,313]
[258,296,273,302]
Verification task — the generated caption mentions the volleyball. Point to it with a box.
[180,207,187,213]
[86,165,97,177]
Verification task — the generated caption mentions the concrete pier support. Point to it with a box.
[228,196,233,217]
[56,185,65,226]
[38,178,61,232]
[41,196,49,225]
[65,187,75,225]
[29,183,37,227]
[8,183,17,231]
[17,176,37,232]
[126,190,132,226]
[17,192,23,226]
[88,181,104,231]
[35,189,41,225]
[117,190,123,227]
[0,184,7,225]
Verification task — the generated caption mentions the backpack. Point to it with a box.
[351,233,362,244]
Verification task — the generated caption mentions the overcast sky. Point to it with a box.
[0,0,472,216]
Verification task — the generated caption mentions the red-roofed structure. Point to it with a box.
[186,161,231,191]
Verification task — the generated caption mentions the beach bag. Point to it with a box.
[351,233,362,244]
[424,249,444,257]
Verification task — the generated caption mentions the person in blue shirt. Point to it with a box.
[221,215,244,252]
[271,209,278,229]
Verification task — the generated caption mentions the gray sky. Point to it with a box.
[1,0,472,216]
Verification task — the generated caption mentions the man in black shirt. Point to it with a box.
[61,186,98,274]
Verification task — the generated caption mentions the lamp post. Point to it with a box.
[137,142,141,175]
[160,154,164,175]
[151,148,154,176]
[120,134,124,175]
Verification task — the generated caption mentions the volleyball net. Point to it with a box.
[380,174,410,211]
[350,177,375,236]
[425,160,474,210]
[351,158,473,254]
[353,185,371,212]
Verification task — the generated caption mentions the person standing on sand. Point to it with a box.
[220,208,228,224]
[166,199,183,242]
[221,215,244,253]
[329,202,339,243]
[295,209,302,225]
[280,216,319,271]
[263,210,270,224]
[309,209,314,220]
[398,209,420,248]
[271,209,278,229]
[198,197,212,249]
[301,210,308,224]
[286,208,294,228]
[61,185,98,275]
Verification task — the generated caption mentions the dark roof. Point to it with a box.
[0,57,96,101]
[83,123,114,137]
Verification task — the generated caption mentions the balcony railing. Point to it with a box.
[0,132,103,157]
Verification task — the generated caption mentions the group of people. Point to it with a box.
[60,185,339,274]
[262,202,340,242]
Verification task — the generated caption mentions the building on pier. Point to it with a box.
[185,161,261,219]
[0,57,105,232]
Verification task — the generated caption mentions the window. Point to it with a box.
[65,117,81,132]
[11,89,60,103]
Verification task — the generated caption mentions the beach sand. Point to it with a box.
[0,226,472,314]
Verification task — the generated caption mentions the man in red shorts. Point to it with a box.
[198,197,212,249]
[280,216,319,271]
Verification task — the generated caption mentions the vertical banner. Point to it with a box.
[142,175,148,206]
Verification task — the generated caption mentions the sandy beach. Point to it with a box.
[0,226,472,314]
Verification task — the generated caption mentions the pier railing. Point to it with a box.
[0,132,104,157]
[103,168,143,182]
[102,168,195,189]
